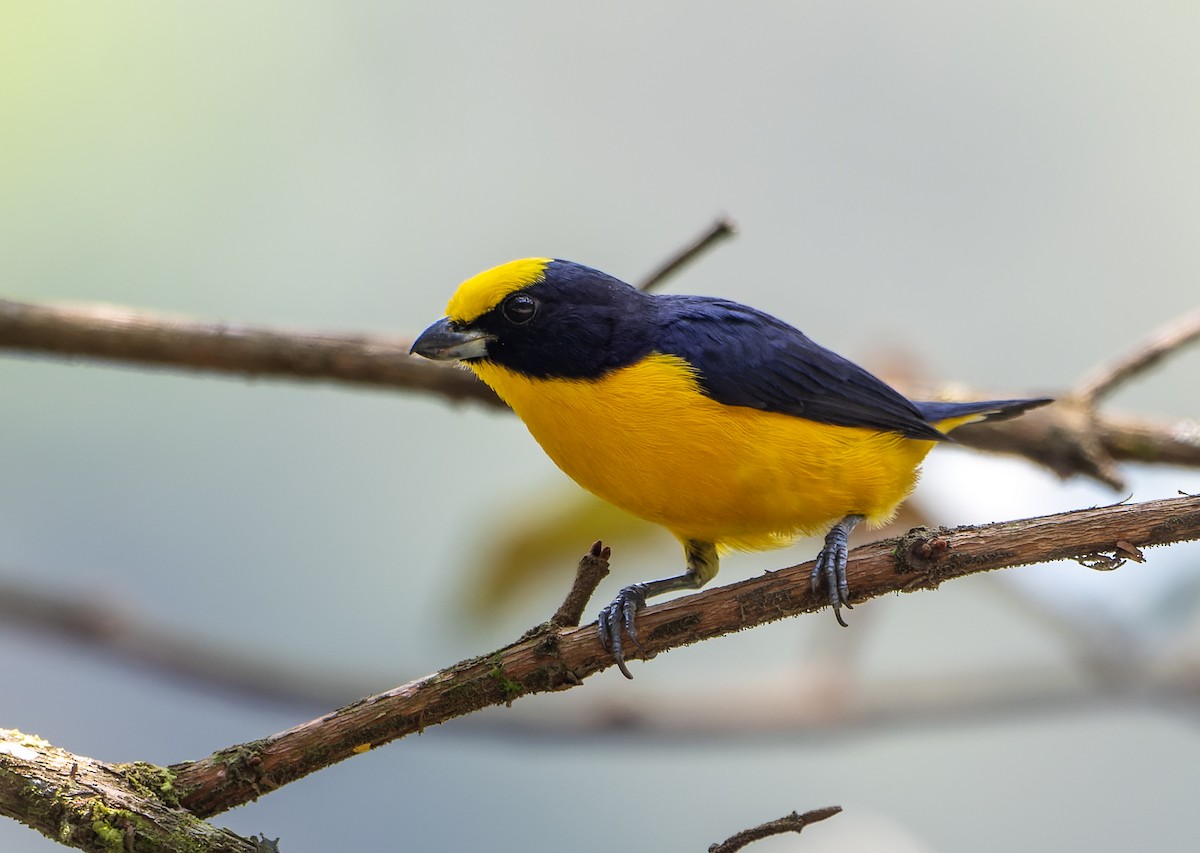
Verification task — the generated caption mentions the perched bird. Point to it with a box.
[412,258,1050,677]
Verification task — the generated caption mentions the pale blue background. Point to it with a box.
[3,3,1200,851]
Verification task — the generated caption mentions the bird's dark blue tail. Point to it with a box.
[916,397,1052,432]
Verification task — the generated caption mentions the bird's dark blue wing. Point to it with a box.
[654,295,946,441]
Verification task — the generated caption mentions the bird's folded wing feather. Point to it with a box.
[655,296,946,441]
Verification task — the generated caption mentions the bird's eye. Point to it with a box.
[502,293,538,325]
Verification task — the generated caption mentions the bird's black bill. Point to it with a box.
[410,316,493,361]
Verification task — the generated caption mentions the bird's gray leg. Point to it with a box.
[598,539,718,679]
[810,514,864,627]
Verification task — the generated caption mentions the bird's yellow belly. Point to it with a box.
[470,355,936,551]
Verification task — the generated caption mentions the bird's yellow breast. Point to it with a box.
[469,353,938,551]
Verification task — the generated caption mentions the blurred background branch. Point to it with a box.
[2,230,1198,488]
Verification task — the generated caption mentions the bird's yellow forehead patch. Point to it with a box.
[446,258,553,323]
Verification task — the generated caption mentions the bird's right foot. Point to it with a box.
[597,583,649,680]
[810,514,864,627]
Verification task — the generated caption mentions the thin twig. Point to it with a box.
[952,407,1200,478]
[170,494,1200,817]
[1075,308,1200,403]
[1046,307,1200,490]
[709,806,842,853]
[550,540,611,628]
[636,217,737,292]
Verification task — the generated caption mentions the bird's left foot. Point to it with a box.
[811,514,864,627]
[597,583,649,680]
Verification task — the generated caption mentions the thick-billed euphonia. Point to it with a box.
[412,258,1050,677]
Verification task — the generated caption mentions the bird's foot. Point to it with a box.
[597,583,650,679]
[810,514,864,627]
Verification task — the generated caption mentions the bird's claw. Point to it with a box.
[811,523,856,627]
[597,583,649,679]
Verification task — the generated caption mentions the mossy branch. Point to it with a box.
[0,730,265,853]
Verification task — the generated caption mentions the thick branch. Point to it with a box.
[0,730,262,853]
[955,406,1200,473]
[171,494,1200,817]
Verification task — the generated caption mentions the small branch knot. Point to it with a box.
[894,527,954,587]
[910,534,952,563]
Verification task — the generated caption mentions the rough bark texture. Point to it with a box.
[0,730,261,852]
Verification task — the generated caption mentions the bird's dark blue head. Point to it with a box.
[411,258,658,378]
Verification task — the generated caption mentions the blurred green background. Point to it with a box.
[3,3,1200,851]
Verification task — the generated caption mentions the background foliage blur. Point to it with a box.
[3,3,1200,851]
